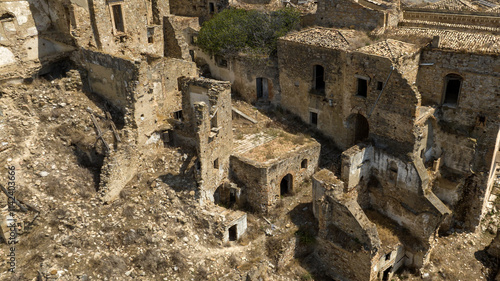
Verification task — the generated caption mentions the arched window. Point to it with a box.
[443,74,463,106]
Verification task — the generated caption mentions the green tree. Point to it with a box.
[197,7,300,57]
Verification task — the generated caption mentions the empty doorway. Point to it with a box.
[280,174,292,196]
[228,225,237,241]
[382,266,392,281]
[350,114,369,144]
[256,78,269,100]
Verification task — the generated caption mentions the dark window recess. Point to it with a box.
[228,225,237,241]
[211,112,218,128]
[383,267,392,281]
[189,50,195,61]
[477,115,486,127]
[213,158,219,169]
[229,189,236,205]
[147,27,154,43]
[443,75,462,106]
[385,253,391,261]
[310,112,318,126]
[215,55,228,68]
[173,110,183,120]
[0,13,14,21]
[356,78,368,97]
[313,65,325,93]
[112,5,125,33]
[301,159,308,169]
[209,2,215,13]
[377,81,384,91]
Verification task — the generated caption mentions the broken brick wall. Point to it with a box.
[180,77,233,204]
[0,0,75,80]
[341,145,448,249]
[75,0,168,58]
[135,58,197,145]
[163,15,199,61]
[417,49,500,230]
[312,169,382,281]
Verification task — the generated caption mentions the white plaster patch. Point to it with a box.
[2,21,16,32]
[23,37,38,61]
[0,47,16,67]
[4,1,32,25]
[145,132,161,145]
[26,27,38,37]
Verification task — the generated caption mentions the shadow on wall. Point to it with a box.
[287,202,330,280]
[23,0,77,79]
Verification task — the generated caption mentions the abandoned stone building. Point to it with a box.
[231,129,321,212]
[0,0,499,279]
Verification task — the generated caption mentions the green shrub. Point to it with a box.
[197,7,300,57]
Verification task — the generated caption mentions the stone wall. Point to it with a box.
[0,0,75,80]
[277,37,421,151]
[417,50,499,172]
[341,144,450,248]
[72,0,168,59]
[191,47,281,104]
[345,50,420,152]
[315,0,398,31]
[277,39,349,148]
[231,55,281,104]
[417,48,500,230]
[135,58,197,145]
[164,15,199,61]
[180,77,233,204]
[312,169,382,281]
[76,49,139,124]
[231,140,320,212]
[169,0,229,23]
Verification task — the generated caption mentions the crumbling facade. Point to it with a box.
[178,77,233,204]
[0,0,499,279]
[313,165,447,281]
[231,130,321,212]
[277,24,499,233]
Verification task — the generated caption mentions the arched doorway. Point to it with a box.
[348,113,369,144]
[280,174,293,196]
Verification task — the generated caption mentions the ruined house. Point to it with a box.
[231,129,321,212]
[176,77,233,204]
[278,24,500,232]
[0,0,499,279]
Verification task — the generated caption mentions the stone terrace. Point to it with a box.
[233,130,316,164]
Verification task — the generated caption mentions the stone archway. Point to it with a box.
[348,113,370,145]
[280,174,293,196]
